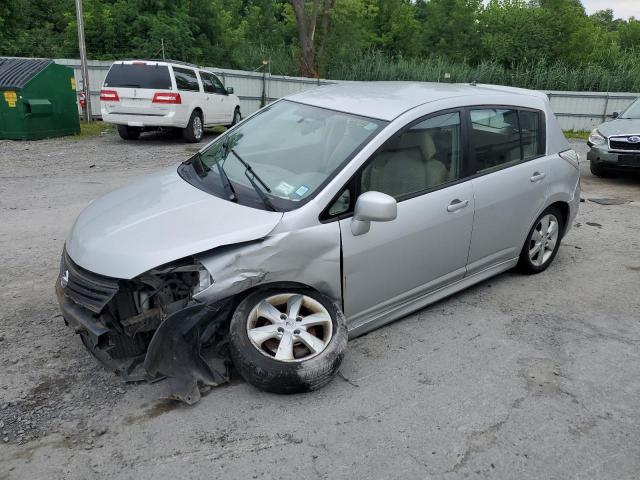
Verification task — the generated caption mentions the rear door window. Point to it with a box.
[469,108,545,173]
[173,67,200,92]
[103,64,172,89]
[519,110,544,158]
[470,108,521,172]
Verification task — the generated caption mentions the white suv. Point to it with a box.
[100,60,241,142]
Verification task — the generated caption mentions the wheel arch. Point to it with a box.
[192,106,204,122]
[220,281,330,314]
[548,200,569,231]
[520,199,570,254]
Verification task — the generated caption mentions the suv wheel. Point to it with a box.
[117,125,141,140]
[228,108,241,128]
[229,289,348,394]
[183,111,204,143]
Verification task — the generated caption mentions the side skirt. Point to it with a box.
[347,257,518,339]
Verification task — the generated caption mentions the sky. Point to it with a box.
[581,0,638,19]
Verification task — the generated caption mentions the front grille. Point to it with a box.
[62,250,120,313]
[609,139,640,151]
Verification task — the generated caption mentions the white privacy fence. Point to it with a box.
[57,58,639,131]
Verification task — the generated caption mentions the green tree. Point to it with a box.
[417,0,482,62]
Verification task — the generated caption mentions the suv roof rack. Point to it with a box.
[119,59,201,69]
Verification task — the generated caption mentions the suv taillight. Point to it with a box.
[152,92,181,104]
[100,89,119,102]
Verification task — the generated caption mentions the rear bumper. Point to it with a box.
[102,110,186,129]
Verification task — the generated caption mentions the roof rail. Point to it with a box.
[118,59,201,69]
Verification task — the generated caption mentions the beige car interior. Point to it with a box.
[362,119,461,199]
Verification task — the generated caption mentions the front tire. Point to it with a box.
[517,206,564,274]
[183,110,204,143]
[227,108,241,128]
[117,125,141,140]
[229,288,348,394]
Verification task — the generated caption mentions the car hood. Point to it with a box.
[597,118,640,137]
[66,166,283,279]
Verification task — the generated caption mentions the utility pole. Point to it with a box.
[260,59,268,108]
[75,0,92,123]
[161,38,166,60]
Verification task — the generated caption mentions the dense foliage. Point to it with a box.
[1,0,640,91]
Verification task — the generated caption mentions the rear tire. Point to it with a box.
[183,110,204,143]
[117,125,141,140]
[517,206,564,274]
[590,160,614,178]
[229,288,348,394]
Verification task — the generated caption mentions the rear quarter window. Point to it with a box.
[103,64,172,89]
[173,67,200,92]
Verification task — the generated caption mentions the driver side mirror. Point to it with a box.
[226,87,234,94]
[351,191,397,236]
[612,112,619,119]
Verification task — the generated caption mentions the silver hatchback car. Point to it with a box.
[56,83,580,402]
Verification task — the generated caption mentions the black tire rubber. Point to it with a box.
[517,205,564,274]
[227,107,241,128]
[590,160,614,178]
[117,125,141,140]
[229,288,348,394]
[182,110,203,143]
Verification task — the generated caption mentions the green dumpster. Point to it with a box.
[0,58,80,140]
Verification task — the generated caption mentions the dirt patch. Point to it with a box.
[122,399,183,425]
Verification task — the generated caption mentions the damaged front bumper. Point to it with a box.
[55,250,233,404]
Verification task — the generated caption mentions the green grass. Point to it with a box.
[323,51,640,92]
[563,130,590,140]
[78,121,114,137]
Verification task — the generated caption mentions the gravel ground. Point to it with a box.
[0,131,639,479]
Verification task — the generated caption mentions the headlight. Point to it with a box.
[195,264,212,294]
[588,128,606,146]
[146,261,212,296]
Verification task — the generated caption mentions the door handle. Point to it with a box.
[447,199,469,213]
[530,171,546,182]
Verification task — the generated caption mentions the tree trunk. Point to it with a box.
[291,0,321,77]
[317,0,336,65]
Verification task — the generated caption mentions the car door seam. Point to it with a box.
[464,182,477,277]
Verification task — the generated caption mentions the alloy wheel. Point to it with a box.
[246,293,333,362]
[528,213,559,267]
[193,115,203,140]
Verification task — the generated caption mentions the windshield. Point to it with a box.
[620,98,640,119]
[181,100,386,210]
[104,63,172,89]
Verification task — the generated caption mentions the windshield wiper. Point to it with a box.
[228,148,276,211]
[213,155,237,202]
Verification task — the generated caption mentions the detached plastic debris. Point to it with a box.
[588,197,627,205]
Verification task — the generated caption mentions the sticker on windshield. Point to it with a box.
[293,185,310,198]
[274,181,295,197]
